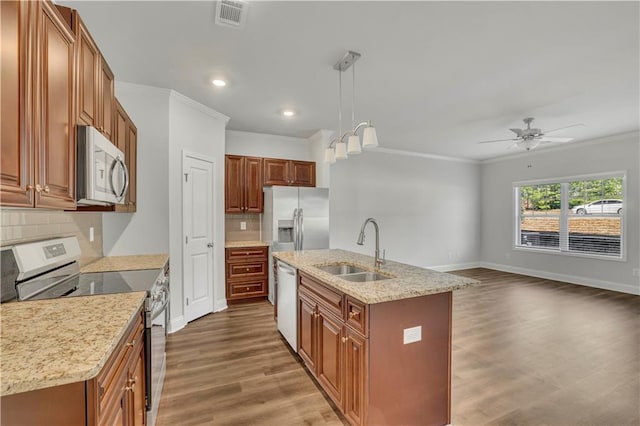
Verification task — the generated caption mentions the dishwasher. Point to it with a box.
[276,261,298,351]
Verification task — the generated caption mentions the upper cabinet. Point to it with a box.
[113,100,137,213]
[73,12,114,141]
[263,158,316,187]
[225,155,263,214]
[0,0,76,209]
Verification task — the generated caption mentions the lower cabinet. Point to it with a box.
[297,274,367,425]
[0,307,146,426]
[225,246,268,301]
[296,270,453,426]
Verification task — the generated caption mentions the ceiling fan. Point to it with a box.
[478,117,584,151]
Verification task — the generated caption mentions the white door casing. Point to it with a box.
[182,153,214,322]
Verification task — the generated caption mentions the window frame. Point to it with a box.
[513,171,627,262]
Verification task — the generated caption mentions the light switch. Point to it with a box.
[240,221,247,230]
[403,326,422,345]
[89,227,94,242]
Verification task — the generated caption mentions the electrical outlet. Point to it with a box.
[89,227,94,242]
[240,221,246,231]
[633,268,640,278]
[403,326,422,345]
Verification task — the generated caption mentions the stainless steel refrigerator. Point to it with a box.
[263,186,329,303]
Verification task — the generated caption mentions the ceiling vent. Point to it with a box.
[215,0,249,29]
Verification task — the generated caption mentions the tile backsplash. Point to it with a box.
[225,214,261,242]
[0,210,103,266]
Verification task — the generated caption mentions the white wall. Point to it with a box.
[330,150,481,270]
[481,133,640,294]
[104,82,171,255]
[168,92,229,328]
[226,130,311,160]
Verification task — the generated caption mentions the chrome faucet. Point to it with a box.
[357,218,385,269]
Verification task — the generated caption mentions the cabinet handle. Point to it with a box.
[246,287,250,291]
[26,185,34,192]
[349,312,357,319]
[124,385,133,392]
[43,185,50,193]
[125,341,134,347]
[342,337,348,343]
[35,184,42,193]
[246,267,250,271]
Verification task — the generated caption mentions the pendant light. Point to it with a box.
[325,51,379,164]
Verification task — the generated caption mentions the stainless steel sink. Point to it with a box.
[339,271,392,282]
[315,263,367,275]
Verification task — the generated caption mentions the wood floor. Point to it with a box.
[156,269,639,425]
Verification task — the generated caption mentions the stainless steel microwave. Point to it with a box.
[77,126,129,206]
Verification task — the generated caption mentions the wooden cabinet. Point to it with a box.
[72,12,114,140]
[263,158,316,187]
[296,270,453,426]
[0,0,76,209]
[0,306,146,426]
[225,246,268,301]
[225,155,263,214]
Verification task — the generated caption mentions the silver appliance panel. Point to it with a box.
[298,187,330,250]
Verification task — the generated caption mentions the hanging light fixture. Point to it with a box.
[325,51,379,164]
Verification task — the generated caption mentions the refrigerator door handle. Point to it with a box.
[292,208,299,251]
[298,208,304,251]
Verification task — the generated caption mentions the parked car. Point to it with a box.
[572,199,623,214]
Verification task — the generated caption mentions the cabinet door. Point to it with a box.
[76,18,98,126]
[263,158,289,186]
[0,0,34,207]
[244,156,263,213]
[291,161,316,187]
[298,292,317,372]
[316,307,344,408]
[344,328,367,426]
[225,155,244,213]
[99,58,114,140]
[35,0,76,209]
[114,100,128,153]
[129,344,146,426]
[126,123,137,212]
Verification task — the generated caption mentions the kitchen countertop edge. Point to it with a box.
[273,249,479,304]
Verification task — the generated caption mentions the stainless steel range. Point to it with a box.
[0,237,169,426]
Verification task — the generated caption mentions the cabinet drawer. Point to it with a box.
[299,272,343,318]
[226,246,268,261]
[229,280,267,299]
[227,261,267,280]
[345,296,368,337]
[97,309,143,416]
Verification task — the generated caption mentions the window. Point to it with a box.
[515,173,625,259]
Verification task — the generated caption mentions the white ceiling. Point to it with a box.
[61,1,639,160]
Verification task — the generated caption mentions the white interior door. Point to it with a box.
[183,153,214,323]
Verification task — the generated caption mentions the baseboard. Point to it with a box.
[214,299,228,313]
[429,261,483,272]
[480,262,640,295]
[168,315,187,334]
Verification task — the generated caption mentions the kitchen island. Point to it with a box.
[0,292,147,425]
[273,249,479,426]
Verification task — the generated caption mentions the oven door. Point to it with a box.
[146,280,169,422]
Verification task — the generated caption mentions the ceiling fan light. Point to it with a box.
[520,139,540,151]
[362,126,378,148]
[335,142,348,159]
[324,147,336,164]
[347,134,362,154]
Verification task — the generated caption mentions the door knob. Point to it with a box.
[207,243,214,248]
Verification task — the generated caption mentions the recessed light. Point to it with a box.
[282,110,295,117]
[212,79,227,87]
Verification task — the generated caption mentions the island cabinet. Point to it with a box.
[225,246,269,301]
[263,158,316,187]
[0,0,77,210]
[297,271,452,426]
[1,306,146,426]
[225,155,264,213]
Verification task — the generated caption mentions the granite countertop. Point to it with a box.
[225,241,270,248]
[273,249,479,304]
[0,292,147,396]
[81,254,169,273]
